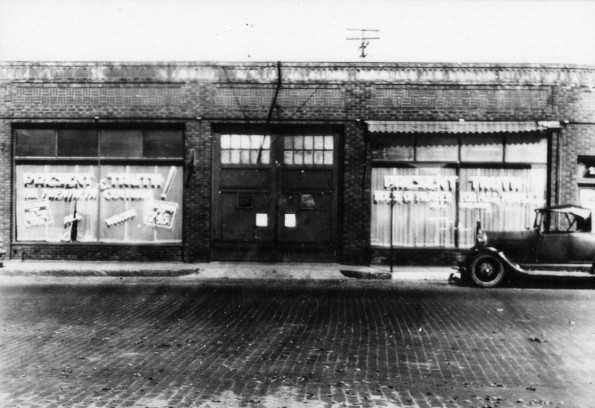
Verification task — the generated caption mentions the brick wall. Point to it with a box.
[1,62,594,264]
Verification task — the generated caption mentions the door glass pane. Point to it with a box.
[221,134,270,165]
[371,166,457,247]
[283,135,334,166]
[458,166,547,247]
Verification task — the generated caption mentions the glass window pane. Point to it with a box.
[58,129,98,157]
[241,150,250,163]
[221,150,231,164]
[15,164,99,242]
[324,136,334,150]
[324,151,334,164]
[304,151,313,164]
[506,135,547,163]
[99,165,183,243]
[262,136,271,149]
[231,150,241,164]
[15,129,56,157]
[294,136,304,149]
[100,130,142,157]
[221,135,231,149]
[458,166,547,247]
[260,151,270,164]
[143,130,183,158]
[461,135,503,162]
[284,151,294,164]
[304,136,314,150]
[314,151,324,164]
[230,135,241,149]
[371,134,414,161]
[314,136,324,150]
[240,135,251,149]
[250,150,260,163]
[371,166,457,248]
[251,135,262,149]
[284,136,294,149]
[294,151,303,165]
[416,135,458,162]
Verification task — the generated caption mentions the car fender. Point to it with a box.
[462,246,524,275]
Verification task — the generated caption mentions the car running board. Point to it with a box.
[519,264,595,276]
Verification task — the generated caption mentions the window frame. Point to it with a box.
[13,124,185,245]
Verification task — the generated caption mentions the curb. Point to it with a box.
[340,269,392,280]
[0,268,200,278]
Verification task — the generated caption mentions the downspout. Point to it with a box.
[257,61,282,164]
[266,61,282,124]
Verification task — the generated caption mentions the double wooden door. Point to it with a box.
[212,129,339,262]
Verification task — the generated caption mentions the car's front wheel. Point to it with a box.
[468,254,506,288]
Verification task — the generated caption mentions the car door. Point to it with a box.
[568,232,595,262]
[536,232,570,263]
[535,210,570,263]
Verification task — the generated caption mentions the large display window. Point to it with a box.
[371,132,548,248]
[14,127,184,244]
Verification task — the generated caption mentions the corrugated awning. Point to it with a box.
[365,121,562,134]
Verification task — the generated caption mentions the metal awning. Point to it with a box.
[365,121,562,134]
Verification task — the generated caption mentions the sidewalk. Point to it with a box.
[0,259,455,281]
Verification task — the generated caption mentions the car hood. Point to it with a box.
[484,229,538,263]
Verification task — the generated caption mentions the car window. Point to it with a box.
[542,211,577,233]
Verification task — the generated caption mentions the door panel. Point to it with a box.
[569,233,595,262]
[536,233,570,263]
[217,192,274,242]
[280,192,333,242]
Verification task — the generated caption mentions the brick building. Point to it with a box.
[0,61,594,265]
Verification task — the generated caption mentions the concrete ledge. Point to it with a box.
[0,261,200,277]
[0,260,454,281]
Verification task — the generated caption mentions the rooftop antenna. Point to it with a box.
[347,28,380,58]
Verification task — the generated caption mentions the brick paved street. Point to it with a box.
[0,277,594,408]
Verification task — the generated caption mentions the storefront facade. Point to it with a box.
[0,62,594,265]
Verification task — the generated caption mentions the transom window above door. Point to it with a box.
[283,135,334,166]
[220,135,270,165]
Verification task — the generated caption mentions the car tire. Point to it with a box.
[469,254,506,288]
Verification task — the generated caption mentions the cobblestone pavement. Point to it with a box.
[0,278,594,408]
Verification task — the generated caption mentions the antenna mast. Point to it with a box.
[347,28,380,58]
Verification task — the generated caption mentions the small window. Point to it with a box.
[58,129,98,157]
[237,193,253,209]
[100,130,143,157]
[299,194,316,210]
[15,129,56,157]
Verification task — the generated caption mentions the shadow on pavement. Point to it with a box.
[449,273,595,290]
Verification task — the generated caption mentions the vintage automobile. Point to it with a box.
[459,205,595,287]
